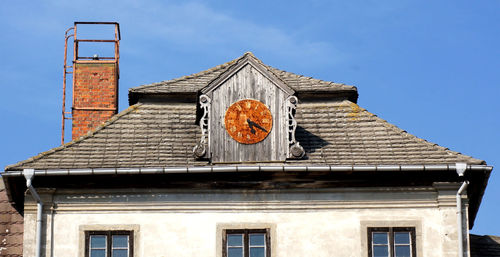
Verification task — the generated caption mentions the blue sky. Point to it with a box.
[1,1,498,235]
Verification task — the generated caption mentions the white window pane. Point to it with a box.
[250,234,265,246]
[394,232,410,244]
[91,249,106,257]
[112,249,128,257]
[228,234,243,246]
[373,245,389,257]
[112,235,128,248]
[250,247,265,257]
[373,232,388,244]
[395,245,411,257]
[228,247,243,257]
[90,235,106,248]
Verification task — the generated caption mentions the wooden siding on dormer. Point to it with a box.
[210,64,289,163]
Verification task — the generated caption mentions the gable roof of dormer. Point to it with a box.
[128,52,358,104]
[200,52,294,96]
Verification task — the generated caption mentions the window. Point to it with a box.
[368,227,415,257]
[85,231,133,257]
[223,229,270,257]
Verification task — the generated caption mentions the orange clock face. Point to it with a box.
[224,99,273,144]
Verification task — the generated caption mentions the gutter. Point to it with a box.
[2,164,493,177]
[24,169,42,257]
[456,163,469,257]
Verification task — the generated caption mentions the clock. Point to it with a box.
[224,99,273,144]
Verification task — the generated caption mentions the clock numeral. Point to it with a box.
[245,102,252,109]
[236,104,242,111]
[262,118,269,123]
[237,132,242,138]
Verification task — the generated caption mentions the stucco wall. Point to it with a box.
[23,184,467,257]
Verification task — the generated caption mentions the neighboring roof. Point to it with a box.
[470,234,500,257]
[0,181,23,257]
[128,52,357,104]
[5,100,484,171]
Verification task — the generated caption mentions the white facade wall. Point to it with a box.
[23,183,467,257]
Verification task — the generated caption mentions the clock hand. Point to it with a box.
[247,119,256,134]
[253,122,268,133]
[247,119,268,134]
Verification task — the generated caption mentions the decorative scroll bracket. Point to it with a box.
[286,96,305,158]
[193,94,211,158]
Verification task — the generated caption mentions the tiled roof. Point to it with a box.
[129,52,356,104]
[0,181,23,257]
[470,234,500,257]
[5,100,483,171]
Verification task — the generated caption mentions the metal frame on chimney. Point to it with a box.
[61,22,121,145]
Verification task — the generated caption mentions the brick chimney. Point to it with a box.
[72,61,118,140]
[62,22,121,141]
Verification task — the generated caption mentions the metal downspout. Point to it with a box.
[24,169,43,257]
[456,163,469,257]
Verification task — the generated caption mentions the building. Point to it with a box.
[0,180,23,257]
[0,24,494,257]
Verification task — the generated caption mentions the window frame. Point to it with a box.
[367,227,416,257]
[85,230,134,257]
[222,228,271,257]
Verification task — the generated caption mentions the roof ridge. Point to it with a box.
[4,104,142,171]
[244,53,290,87]
[343,101,485,165]
[199,52,296,94]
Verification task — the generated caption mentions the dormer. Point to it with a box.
[193,53,304,163]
